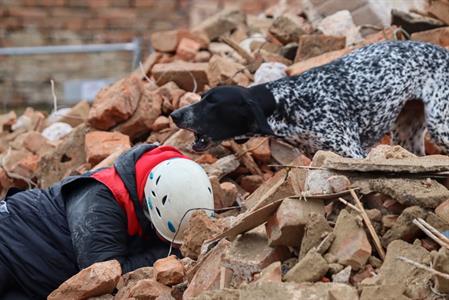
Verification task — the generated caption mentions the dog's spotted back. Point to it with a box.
[265,41,449,157]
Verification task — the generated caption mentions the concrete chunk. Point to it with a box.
[223,230,291,281]
[284,250,329,283]
[382,206,427,247]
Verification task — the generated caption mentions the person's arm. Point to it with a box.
[65,180,160,273]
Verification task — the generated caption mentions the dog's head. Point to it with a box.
[170,85,275,152]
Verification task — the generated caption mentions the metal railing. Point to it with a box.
[0,37,142,69]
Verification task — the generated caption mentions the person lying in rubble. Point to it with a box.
[0,143,214,299]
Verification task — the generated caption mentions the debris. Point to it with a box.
[436,199,449,224]
[183,239,231,299]
[181,210,224,260]
[328,209,372,270]
[202,155,240,179]
[284,250,329,283]
[48,260,121,300]
[299,213,333,259]
[222,229,291,281]
[382,206,427,247]
[428,0,449,25]
[256,261,282,283]
[375,240,432,299]
[153,255,185,286]
[152,61,209,92]
[269,14,307,44]
[317,10,363,46]
[88,76,143,130]
[432,247,449,293]
[117,279,172,300]
[332,266,352,284]
[84,131,131,165]
[252,62,287,86]
[265,197,324,247]
[192,9,246,41]
[296,34,346,62]
[42,122,73,142]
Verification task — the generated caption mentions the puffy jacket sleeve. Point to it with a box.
[65,179,163,273]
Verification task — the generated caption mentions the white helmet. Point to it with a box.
[144,158,214,244]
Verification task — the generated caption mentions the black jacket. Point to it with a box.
[0,144,175,298]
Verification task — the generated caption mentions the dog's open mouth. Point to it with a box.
[192,133,214,152]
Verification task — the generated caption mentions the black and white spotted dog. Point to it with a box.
[170,41,449,158]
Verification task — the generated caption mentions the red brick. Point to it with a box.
[329,210,372,270]
[48,260,121,300]
[88,76,143,130]
[435,199,449,224]
[412,27,449,47]
[8,7,47,18]
[153,255,185,286]
[183,240,231,299]
[152,62,209,92]
[239,174,264,193]
[428,0,449,25]
[150,29,179,52]
[287,48,353,76]
[97,8,136,19]
[87,0,109,7]
[0,167,13,197]
[51,7,89,18]
[295,34,346,62]
[176,38,201,61]
[265,197,324,247]
[35,0,65,5]
[134,0,156,7]
[151,116,170,132]
[246,137,271,162]
[84,131,131,165]
[124,279,171,300]
[178,92,201,108]
[180,210,224,260]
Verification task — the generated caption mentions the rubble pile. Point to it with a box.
[2,1,449,299]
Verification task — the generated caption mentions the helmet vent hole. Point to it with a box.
[156,175,161,185]
[151,190,156,197]
[162,195,167,205]
[208,187,212,194]
[156,207,161,218]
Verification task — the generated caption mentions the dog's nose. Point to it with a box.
[170,109,182,125]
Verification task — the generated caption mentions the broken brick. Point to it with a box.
[287,48,353,76]
[183,239,231,299]
[3,148,39,180]
[239,174,264,193]
[192,9,245,41]
[269,14,307,44]
[181,210,224,260]
[113,82,162,140]
[257,261,282,283]
[48,260,121,300]
[246,137,271,162]
[176,38,201,61]
[411,27,449,47]
[381,206,427,247]
[265,197,324,247]
[295,34,346,62]
[328,210,372,270]
[123,279,171,300]
[150,29,180,52]
[428,0,449,25]
[435,199,449,224]
[88,76,143,130]
[178,92,201,108]
[152,61,209,92]
[327,175,351,193]
[151,116,170,132]
[207,55,248,87]
[84,131,131,165]
[153,255,185,286]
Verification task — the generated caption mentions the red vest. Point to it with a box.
[92,146,189,236]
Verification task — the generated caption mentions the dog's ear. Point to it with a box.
[245,98,275,135]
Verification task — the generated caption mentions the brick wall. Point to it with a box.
[0,0,277,112]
